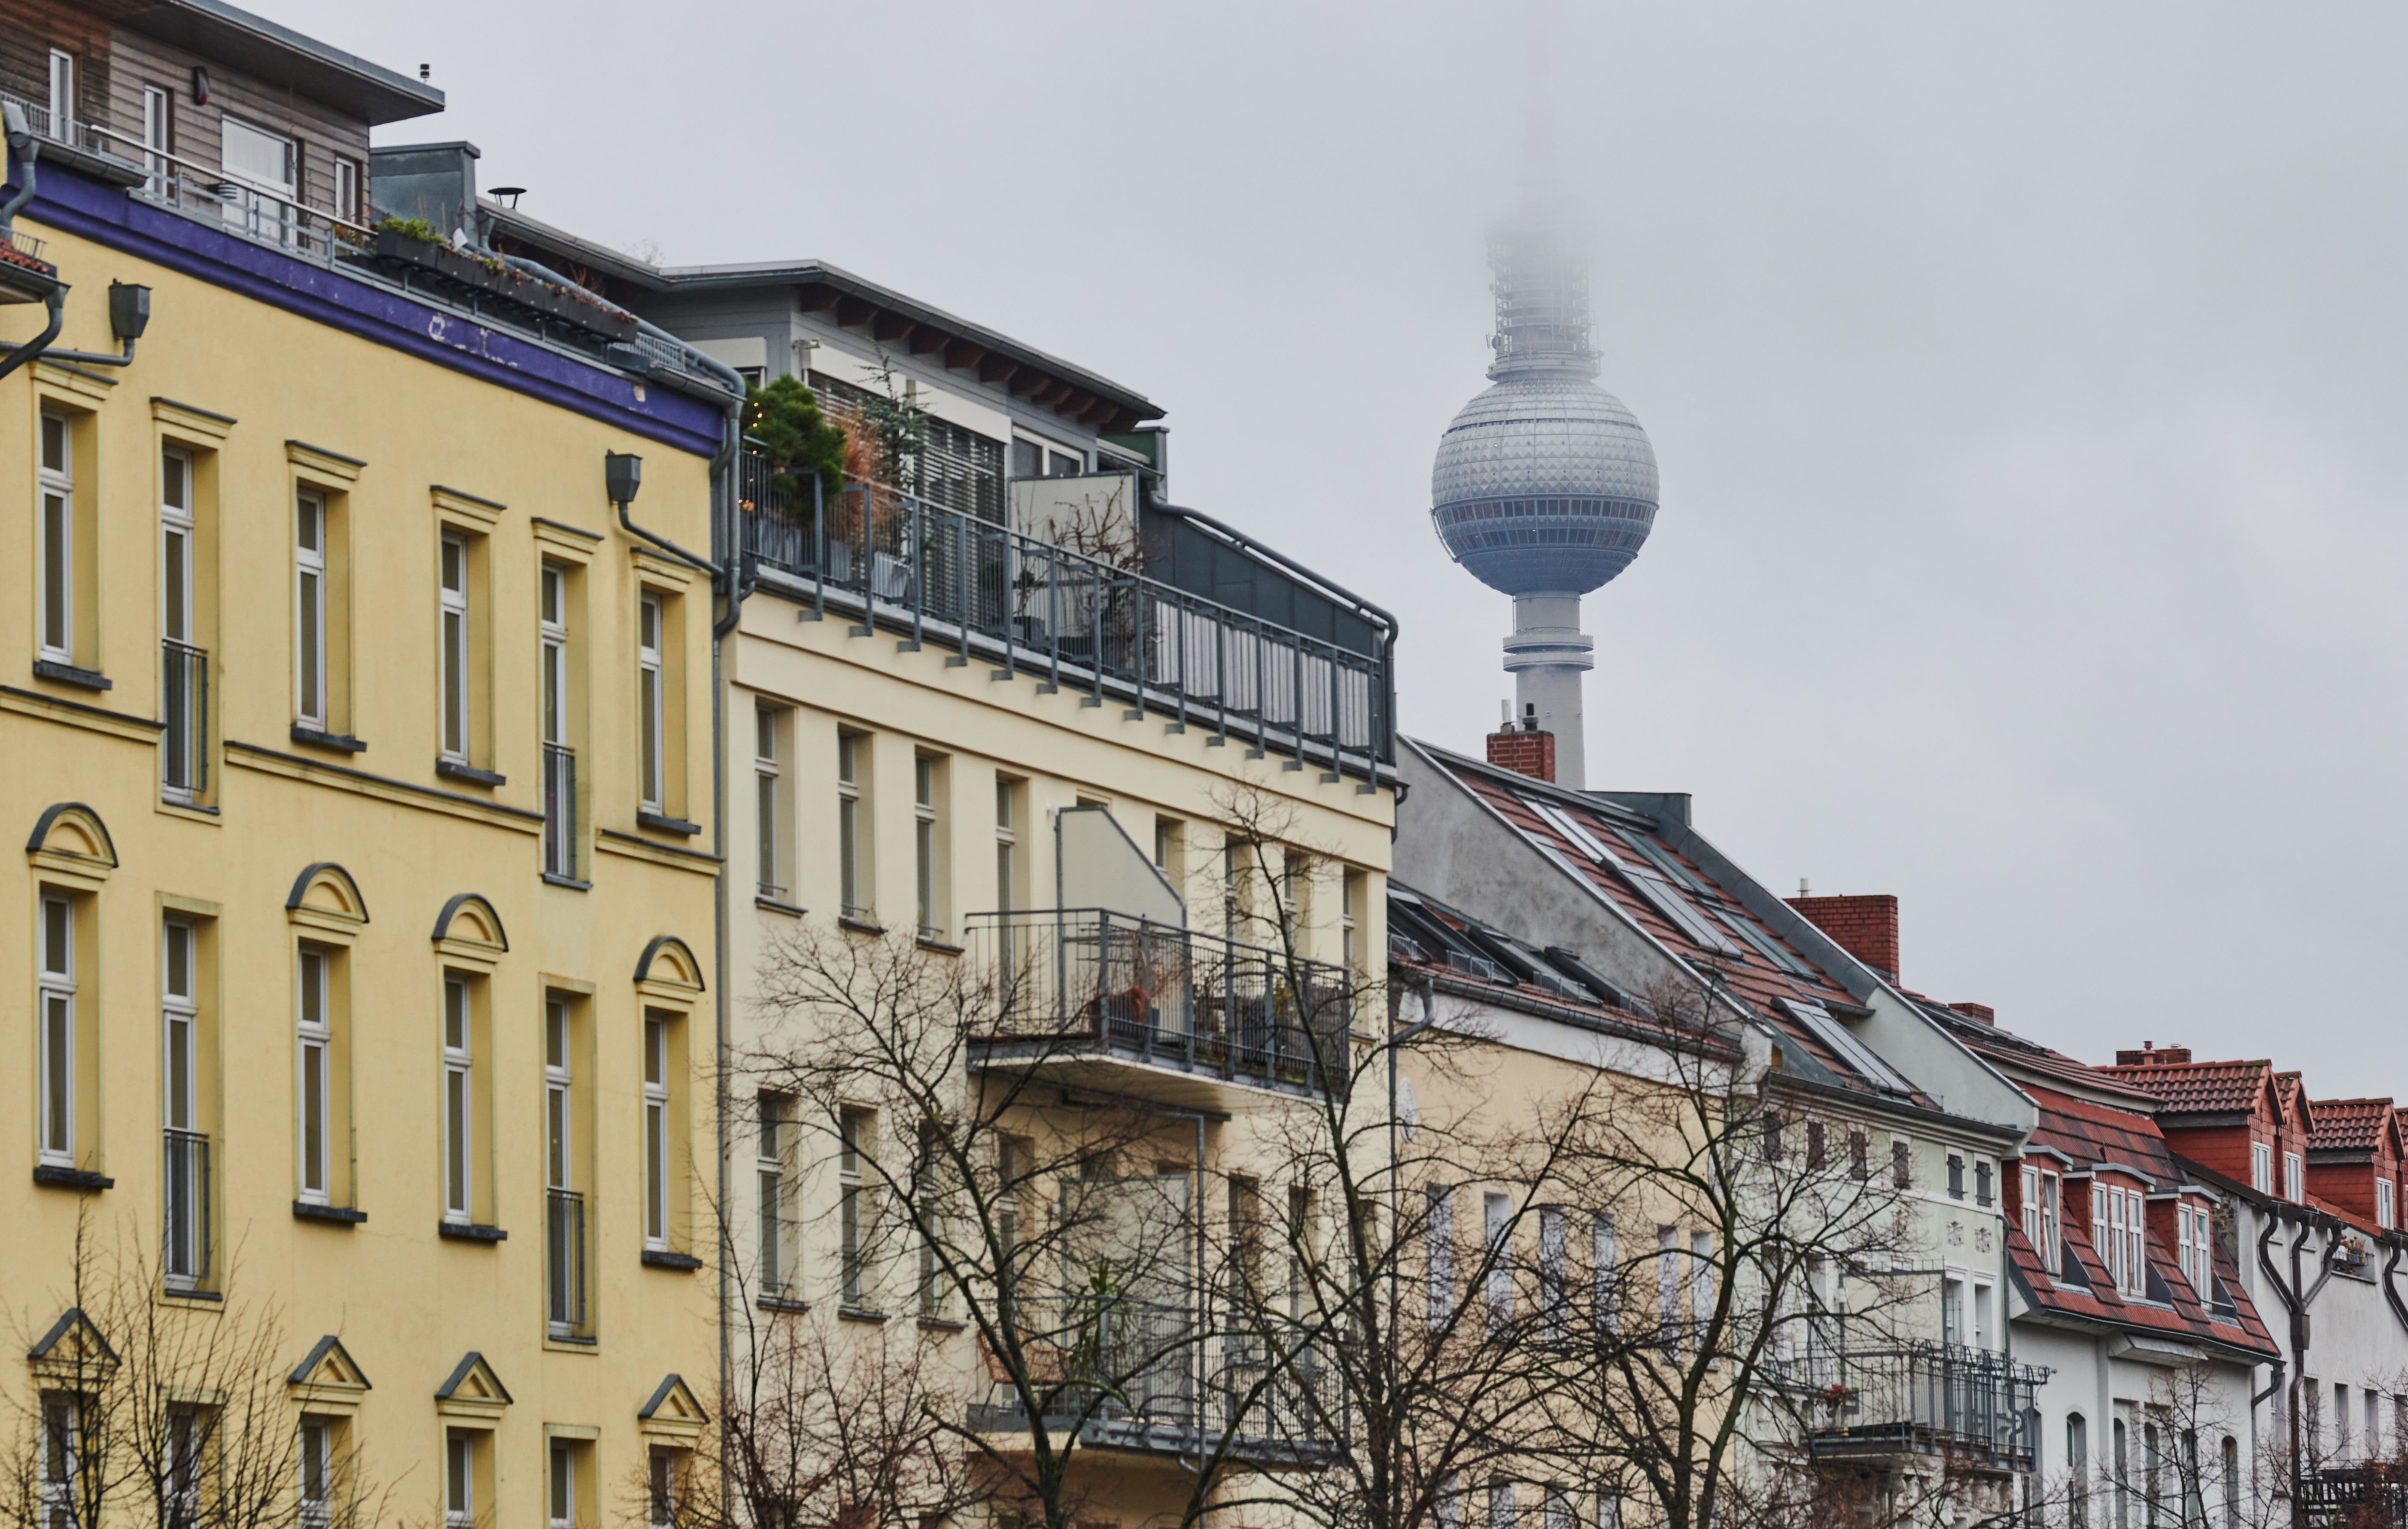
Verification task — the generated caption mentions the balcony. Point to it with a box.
[1770,1341,2046,1470]
[163,1128,211,1289]
[736,460,1392,784]
[963,909,1352,1109]
[541,745,579,881]
[969,1294,1341,1470]
[161,640,208,801]
[547,1189,588,1338]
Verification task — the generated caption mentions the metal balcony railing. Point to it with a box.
[161,640,207,800]
[736,460,1392,780]
[542,744,578,879]
[1767,1340,2047,1468]
[2302,1464,2408,1528]
[964,909,1353,1098]
[547,1189,587,1336]
[163,1128,211,1286]
[972,1292,1342,1466]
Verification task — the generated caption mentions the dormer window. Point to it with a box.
[2284,1152,2304,1204]
[2380,1179,2396,1231]
[2091,1181,2147,1298]
[2176,1203,2215,1300]
[2252,1142,2272,1195]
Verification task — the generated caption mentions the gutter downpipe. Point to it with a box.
[0,121,63,383]
[1386,976,1438,1526]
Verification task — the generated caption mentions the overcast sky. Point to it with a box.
[276,0,2408,1087]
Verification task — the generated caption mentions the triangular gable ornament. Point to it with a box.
[435,1352,513,1420]
[636,1373,707,1441]
[289,1335,372,1411]
[27,1308,118,1386]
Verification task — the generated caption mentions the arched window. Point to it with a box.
[2220,1436,2240,1529]
[2068,1413,2090,1529]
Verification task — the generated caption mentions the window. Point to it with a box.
[1973,1280,1993,1348]
[994,777,1019,914]
[1426,1184,1456,1327]
[2177,1205,2199,1290]
[2253,1142,2272,1195]
[916,1122,944,1316]
[2381,1178,2396,1230]
[637,593,665,812]
[1975,1159,1993,1207]
[2113,1419,2131,1529]
[914,755,943,938]
[442,976,474,1224]
[1546,1483,1572,1529]
[221,117,296,243]
[438,533,470,762]
[839,1107,870,1305]
[1592,1213,1618,1336]
[164,1405,203,1529]
[39,409,74,665]
[2145,1422,2163,1528]
[1484,1191,1513,1327]
[547,1439,576,1529]
[38,894,76,1167]
[295,945,332,1204]
[2042,1172,2064,1274]
[1947,1153,1966,1199]
[1891,1136,1912,1189]
[755,707,784,899]
[46,50,74,140]
[2023,1165,2042,1249]
[334,156,360,225]
[1805,1120,1826,1173]
[1012,436,1086,478]
[644,1015,673,1251]
[646,1448,682,1529]
[540,564,576,878]
[295,490,328,726]
[1342,868,1365,974]
[1538,1206,1567,1344]
[299,1417,334,1529]
[838,733,866,917]
[2069,1413,2090,1529]
[1848,1128,1869,1180]
[161,446,206,801]
[1489,1480,1515,1529]
[40,1393,78,1529]
[2286,1152,2305,1204]
[444,1429,477,1529]
[163,920,207,1287]
[142,84,171,197]
[1761,1109,1785,1163]
[2221,1435,2240,1529]
[1656,1226,1681,1356]
[757,1093,794,1296]
[1690,1231,1715,1355]
[545,996,584,1337]
[1943,1275,1965,1346]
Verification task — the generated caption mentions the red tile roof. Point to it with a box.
[2096,1058,2274,1116]
[0,237,56,281]
[2311,1098,2397,1154]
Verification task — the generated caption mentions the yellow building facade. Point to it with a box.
[1,27,733,1523]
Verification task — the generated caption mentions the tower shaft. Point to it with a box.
[1503,594,1592,789]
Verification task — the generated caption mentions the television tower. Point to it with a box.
[1428,55,1658,790]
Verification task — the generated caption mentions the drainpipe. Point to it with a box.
[0,109,62,383]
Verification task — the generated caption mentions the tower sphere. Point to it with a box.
[1430,374,1658,597]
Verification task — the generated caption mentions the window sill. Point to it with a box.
[436,759,506,787]
[437,1221,507,1243]
[545,1333,599,1352]
[541,872,593,891]
[161,1286,224,1307]
[757,1294,811,1314]
[293,1201,367,1226]
[636,810,702,837]
[836,1307,889,1325]
[915,933,964,956]
[917,1314,967,1332]
[32,660,111,691]
[756,894,806,918]
[158,797,220,822]
[838,915,886,937]
[642,1249,704,1271]
[33,1164,113,1192]
[290,724,367,754]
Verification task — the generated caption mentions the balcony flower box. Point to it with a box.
[362,229,637,342]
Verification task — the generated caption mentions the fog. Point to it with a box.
[268,0,2408,1085]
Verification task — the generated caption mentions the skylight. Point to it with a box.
[1782,997,1916,1096]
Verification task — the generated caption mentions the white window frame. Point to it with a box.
[39,409,73,664]
[1942,1274,1966,1347]
[994,778,1017,915]
[163,919,201,1283]
[757,1093,790,1294]
[914,756,939,936]
[2125,1189,2147,1297]
[41,1393,78,1529]
[547,1438,575,1529]
[1484,1190,1513,1326]
[1538,1204,1567,1344]
[1426,1183,1455,1328]
[161,447,198,799]
[333,156,359,225]
[2191,1205,2214,1298]
[643,1016,670,1251]
[2041,1172,2063,1274]
[2023,1164,2043,1250]
[755,708,781,899]
[2177,1205,2195,1288]
[294,945,331,1204]
[438,532,470,762]
[1591,1213,1618,1336]
[47,50,73,141]
[38,894,75,1166]
[2285,1152,2305,1205]
[637,594,665,812]
[837,733,862,915]
[545,999,572,1195]
[2381,1178,2396,1231]
[442,976,473,1224]
[539,565,568,746]
[2253,1142,2273,1195]
[142,85,170,197]
[444,1431,474,1529]
[299,1417,333,1529]
[295,490,328,727]
[838,1106,867,1303]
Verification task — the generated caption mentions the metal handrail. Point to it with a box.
[161,639,207,799]
[541,744,578,879]
[963,908,1354,1095]
[547,1188,587,1333]
[164,1128,211,1285]
[1766,1339,2047,1464]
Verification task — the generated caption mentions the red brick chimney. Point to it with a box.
[1948,1003,1995,1026]
[2114,1043,2192,1066]
[1486,705,1556,783]
[1787,894,1900,982]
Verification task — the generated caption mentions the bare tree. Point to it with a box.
[0,1210,387,1529]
